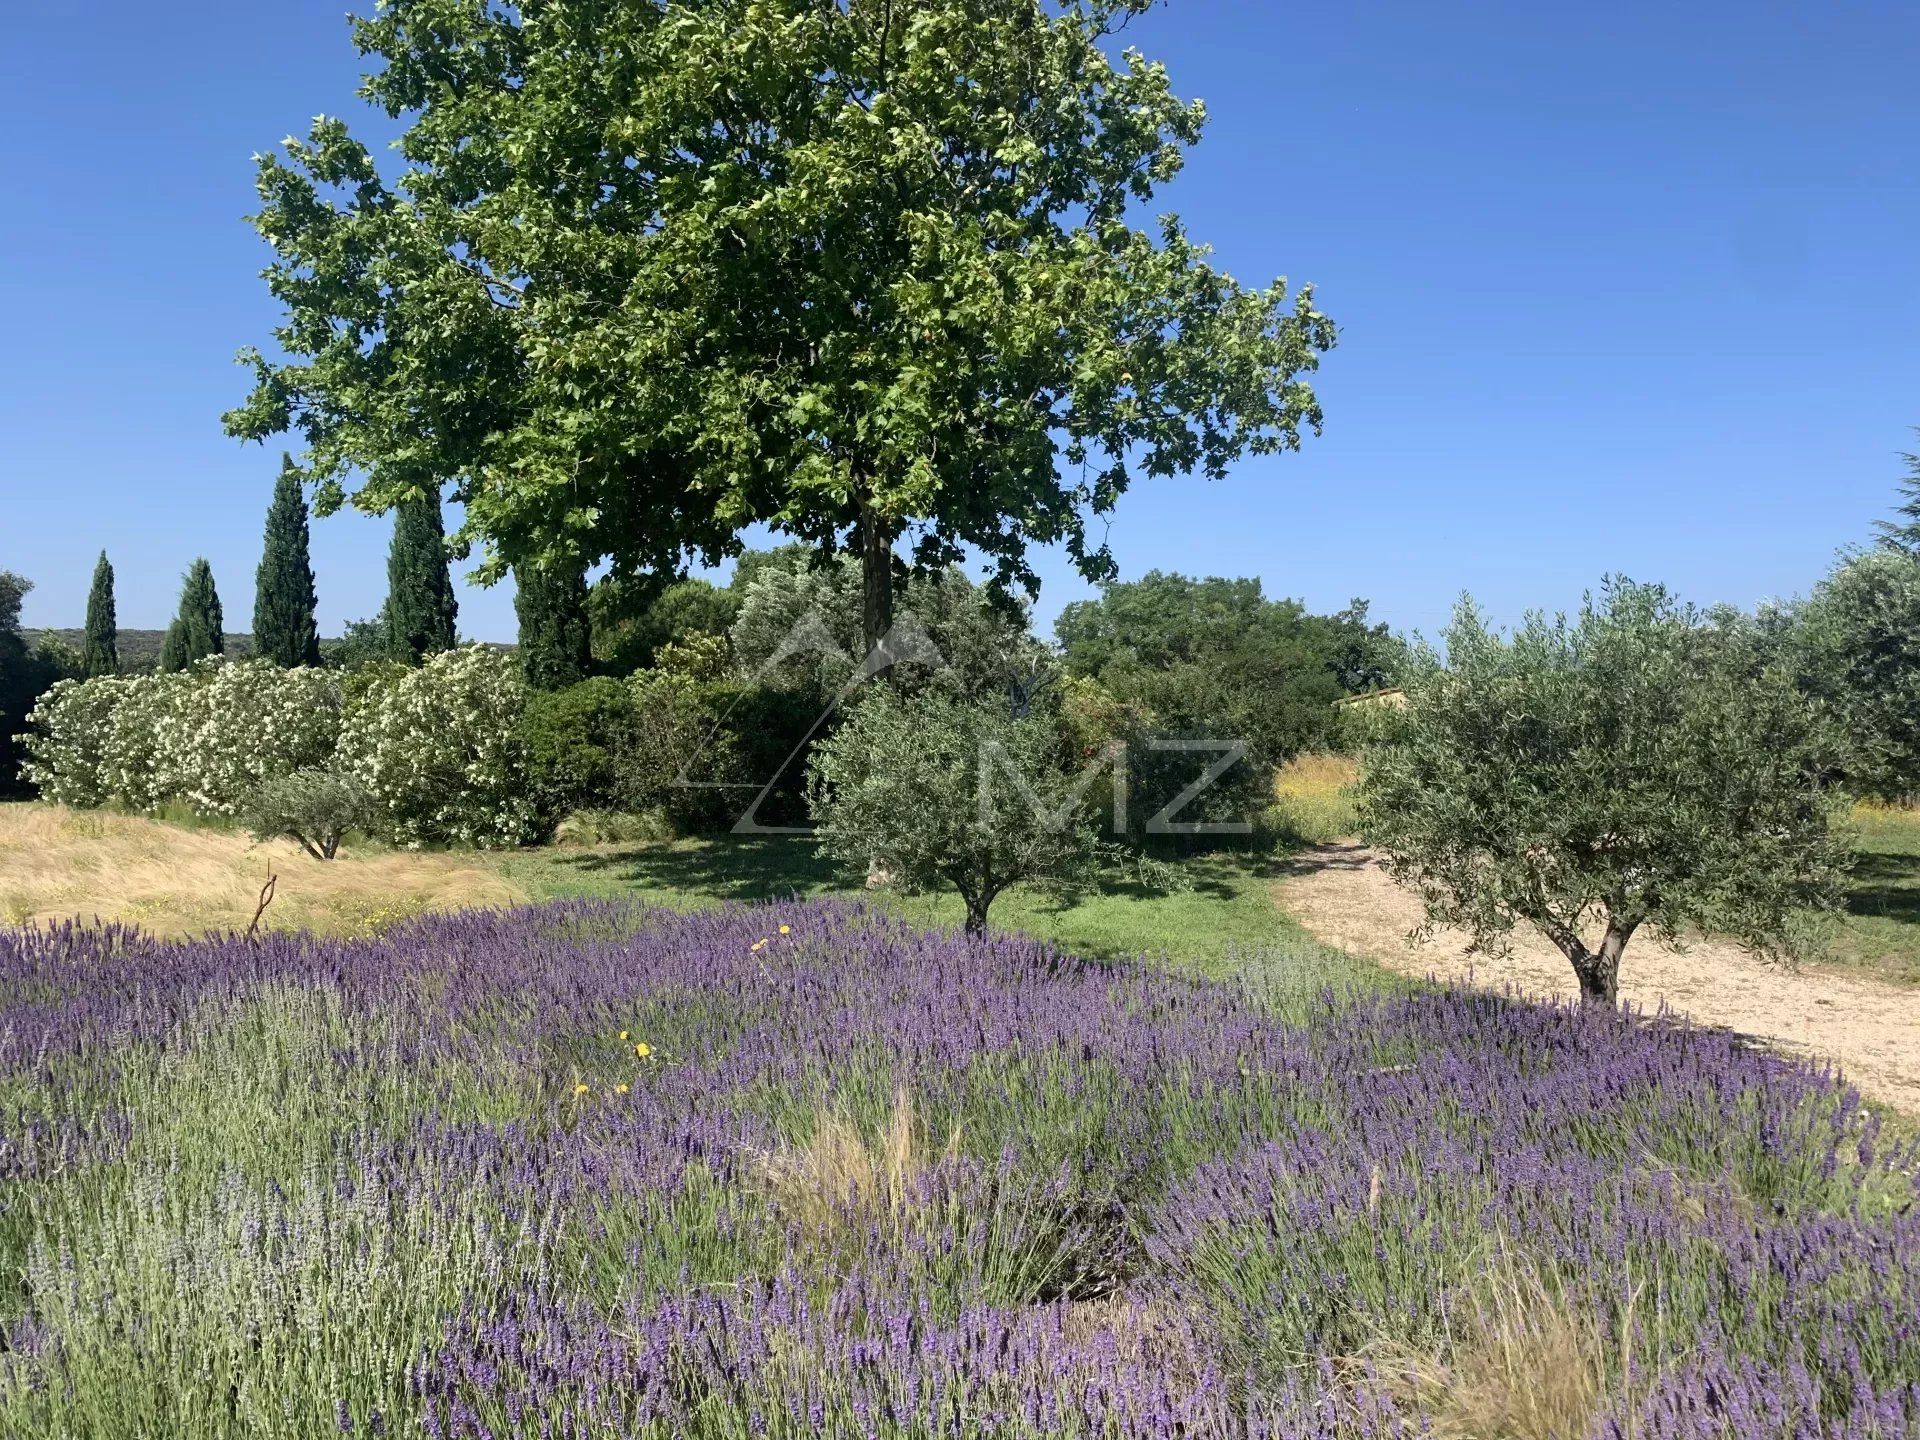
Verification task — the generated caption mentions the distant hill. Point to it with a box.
[24,628,512,672]
[27,628,259,670]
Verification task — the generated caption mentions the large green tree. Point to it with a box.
[1357,580,1848,1005]
[385,494,459,663]
[514,558,592,690]
[226,0,1335,655]
[254,461,323,667]
[159,559,225,672]
[82,551,118,677]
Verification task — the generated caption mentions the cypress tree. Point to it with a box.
[159,559,224,672]
[385,494,459,663]
[1877,439,1920,559]
[82,551,118,676]
[514,559,593,690]
[253,460,322,667]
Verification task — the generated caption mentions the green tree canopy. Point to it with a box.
[385,495,459,664]
[514,558,593,691]
[159,559,225,673]
[1787,548,1920,801]
[588,575,739,677]
[82,552,118,677]
[1356,579,1849,1005]
[254,460,323,667]
[807,687,1111,934]
[226,0,1335,653]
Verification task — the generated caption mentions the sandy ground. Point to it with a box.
[1279,843,1920,1115]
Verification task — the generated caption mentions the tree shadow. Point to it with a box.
[1276,840,1374,876]
[1844,849,1920,923]
[550,835,840,905]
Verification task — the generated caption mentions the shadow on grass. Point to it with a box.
[547,835,840,905]
[1845,850,1920,924]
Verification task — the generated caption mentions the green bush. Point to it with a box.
[522,678,639,819]
[242,768,375,860]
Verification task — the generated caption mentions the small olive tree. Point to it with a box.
[806,689,1116,935]
[1357,580,1849,1004]
[243,768,376,861]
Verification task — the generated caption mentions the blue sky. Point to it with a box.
[3,1,1916,644]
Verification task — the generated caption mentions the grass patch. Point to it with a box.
[500,834,1346,980]
[0,802,525,937]
[1827,803,1920,986]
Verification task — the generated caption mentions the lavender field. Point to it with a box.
[1,901,1915,1438]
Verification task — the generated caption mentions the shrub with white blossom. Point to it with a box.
[164,660,342,816]
[21,660,342,817]
[17,676,138,808]
[337,645,539,848]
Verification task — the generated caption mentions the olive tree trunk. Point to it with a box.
[1551,913,1639,1005]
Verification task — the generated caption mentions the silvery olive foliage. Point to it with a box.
[1357,579,1850,1005]
[336,646,540,849]
[806,688,1114,934]
[242,768,376,861]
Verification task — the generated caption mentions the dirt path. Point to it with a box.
[1279,843,1920,1114]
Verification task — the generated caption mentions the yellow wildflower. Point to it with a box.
[573,1083,590,1096]
[750,938,768,952]
[634,1042,652,1059]
[616,1083,631,1095]
[619,1030,630,1041]
[778,924,791,935]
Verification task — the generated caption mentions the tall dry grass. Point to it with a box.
[0,803,525,937]
[1267,752,1362,844]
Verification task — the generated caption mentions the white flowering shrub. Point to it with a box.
[337,646,539,848]
[19,676,138,807]
[97,668,197,811]
[163,660,343,816]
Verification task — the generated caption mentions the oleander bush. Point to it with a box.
[0,902,1912,1438]
[336,645,540,848]
[22,660,342,816]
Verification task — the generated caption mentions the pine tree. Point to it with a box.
[253,460,322,667]
[1876,438,1920,559]
[159,559,224,672]
[82,551,118,676]
[514,559,593,690]
[385,495,459,663]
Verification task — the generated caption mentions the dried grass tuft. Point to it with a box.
[750,1085,960,1232]
[1367,1245,1632,1440]
[0,802,524,938]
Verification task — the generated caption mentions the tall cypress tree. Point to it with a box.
[385,494,459,663]
[159,559,224,672]
[514,559,593,690]
[82,551,118,676]
[1877,439,1920,559]
[253,460,322,667]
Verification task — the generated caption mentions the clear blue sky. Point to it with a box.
[3,1,1916,644]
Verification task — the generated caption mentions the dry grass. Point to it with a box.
[1370,1248,1628,1440]
[749,1086,961,1232]
[0,803,525,938]
[1268,752,1363,844]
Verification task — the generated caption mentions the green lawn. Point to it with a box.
[498,835,1381,991]
[1830,806,1920,986]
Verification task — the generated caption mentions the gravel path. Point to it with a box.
[1278,843,1920,1114]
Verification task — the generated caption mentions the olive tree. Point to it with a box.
[806,688,1116,934]
[1357,580,1849,1004]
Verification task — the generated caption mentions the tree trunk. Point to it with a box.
[857,495,895,661]
[1556,914,1638,1006]
[963,895,991,937]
